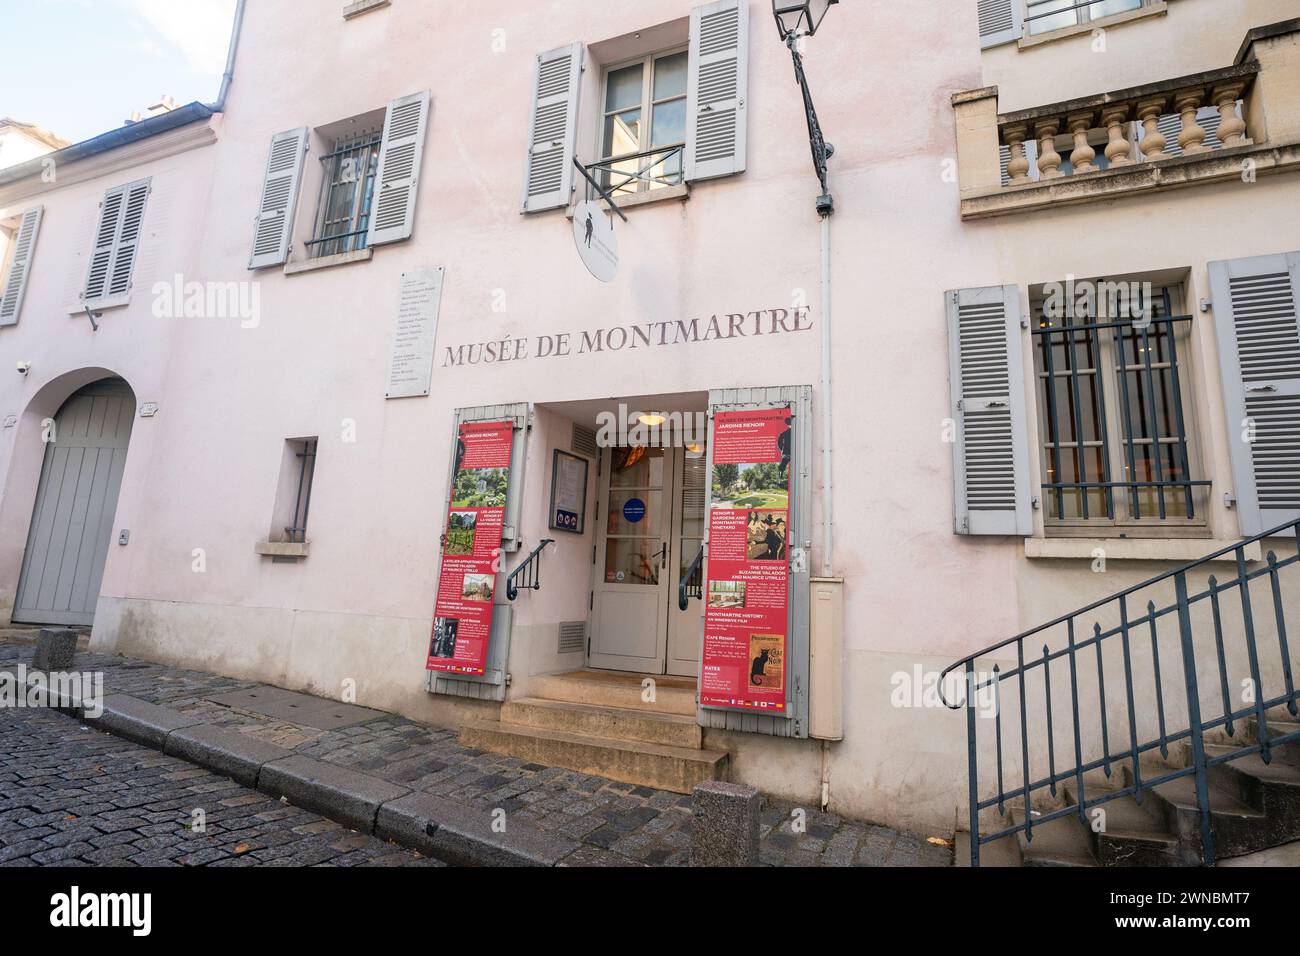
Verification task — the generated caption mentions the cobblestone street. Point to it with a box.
[0,638,952,866]
[0,706,439,867]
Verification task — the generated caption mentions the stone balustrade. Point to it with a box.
[1000,65,1256,185]
[949,19,1300,219]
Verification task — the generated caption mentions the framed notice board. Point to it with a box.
[549,449,588,534]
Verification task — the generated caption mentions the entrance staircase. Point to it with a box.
[943,518,1300,867]
[458,670,728,793]
[981,713,1300,866]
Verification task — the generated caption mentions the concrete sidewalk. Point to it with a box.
[0,634,952,867]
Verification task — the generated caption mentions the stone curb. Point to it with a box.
[164,723,295,788]
[257,754,411,834]
[97,694,205,748]
[55,691,590,866]
[376,791,581,867]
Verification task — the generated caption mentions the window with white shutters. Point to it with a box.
[0,206,42,326]
[1210,252,1300,536]
[82,179,150,307]
[946,286,1033,535]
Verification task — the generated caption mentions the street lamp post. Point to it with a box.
[772,0,837,577]
[772,0,837,215]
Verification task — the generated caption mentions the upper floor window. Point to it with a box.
[308,129,381,259]
[1026,0,1144,36]
[598,50,688,196]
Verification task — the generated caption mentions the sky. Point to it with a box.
[1,0,238,144]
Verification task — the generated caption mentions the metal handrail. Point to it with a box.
[679,544,705,611]
[584,144,685,197]
[505,539,554,601]
[940,517,1300,866]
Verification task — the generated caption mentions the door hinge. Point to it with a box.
[589,591,594,610]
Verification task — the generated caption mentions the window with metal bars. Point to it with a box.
[1032,283,1211,530]
[307,130,381,258]
[282,438,317,543]
[1025,0,1147,35]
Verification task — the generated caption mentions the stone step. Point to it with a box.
[500,697,702,749]
[1063,783,1184,866]
[1247,717,1300,769]
[1205,744,1300,851]
[458,718,726,794]
[1007,805,1096,867]
[1136,769,1275,861]
[529,670,697,716]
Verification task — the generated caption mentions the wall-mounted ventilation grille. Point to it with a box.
[571,422,598,459]
[558,620,586,654]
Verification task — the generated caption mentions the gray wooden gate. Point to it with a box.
[14,378,135,626]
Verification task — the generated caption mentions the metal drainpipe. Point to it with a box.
[209,0,248,112]
[820,209,833,577]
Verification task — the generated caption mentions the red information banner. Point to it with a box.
[427,420,514,676]
[700,407,793,713]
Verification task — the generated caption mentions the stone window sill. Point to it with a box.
[1017,2,1167,50]
[255,541,310,559]
[565,182,690,219]
[343,0,389,19]
[1025,537,1261,563]
[68,293,131,315]
[284,247,373,276]
[960,140,1300,219]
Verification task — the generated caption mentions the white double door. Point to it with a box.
[589,444,706,676]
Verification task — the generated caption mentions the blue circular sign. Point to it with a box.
[622,498,647,524]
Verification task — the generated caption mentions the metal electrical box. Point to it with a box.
[809,576,844,740]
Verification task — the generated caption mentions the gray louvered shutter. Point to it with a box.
[249,128,308,268]
[946,286,1032,535]
[685,0,748,182]
[0,206,42,326]
[1209,252,1300,536]
[522,43,583,214]
[1155,106,1226,159]
[107,180,150,298]
[83,179,150,304]
[979,0,1021,49]
[368,90,431,246]
[83,186,125,302]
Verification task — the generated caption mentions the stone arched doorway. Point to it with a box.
[12,376,136,626]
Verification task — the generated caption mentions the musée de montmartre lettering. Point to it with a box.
[441,306,814,367]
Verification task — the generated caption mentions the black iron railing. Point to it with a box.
[679,544,705,611]
[506,539,554,601]
[584,144,685,199]
[940,518,1300,866]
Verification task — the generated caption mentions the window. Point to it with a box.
[307,129,381,258]
[1031,282,1209,530]
[1025,0,1144,36]
[596,49,688,196]
[270,438,318,544]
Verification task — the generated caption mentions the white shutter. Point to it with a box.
[685,0,748,182]
[946,285,1033,535]
[249,128,308,269]
[1209,252,1300,536]
[107,180,150,299]
[522,43,583,214]
[83,186,125,302]
[979,0,1022,49]
[83,178,150,305]
[0,206,42,326]
[367,90,431,246]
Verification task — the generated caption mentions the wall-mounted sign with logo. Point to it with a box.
[699,407,794,714]
[571,199,619,283]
